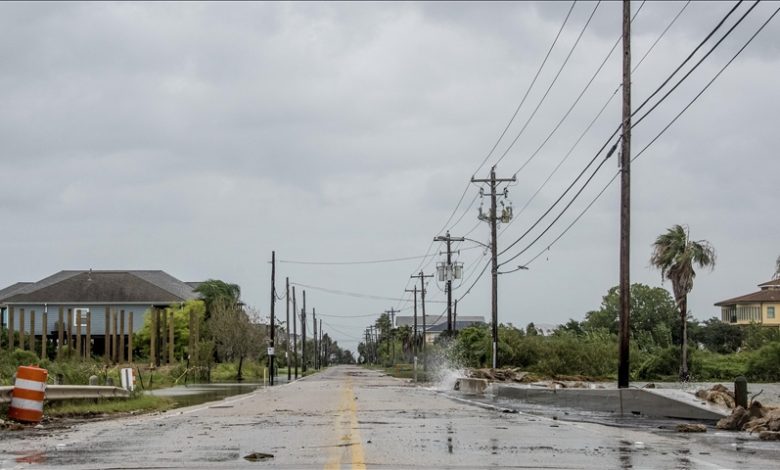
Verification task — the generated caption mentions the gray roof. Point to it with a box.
[0,270,200,305]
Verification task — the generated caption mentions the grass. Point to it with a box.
[43,394,175,417]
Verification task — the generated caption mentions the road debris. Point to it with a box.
[244,452,274,462]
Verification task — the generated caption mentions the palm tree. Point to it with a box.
[774,255,780,279]
[650,225,715,381]
[194,279,241,319]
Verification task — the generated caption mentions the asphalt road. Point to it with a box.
[0,365,777,469]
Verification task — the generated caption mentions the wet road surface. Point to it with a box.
[1,365,778,469]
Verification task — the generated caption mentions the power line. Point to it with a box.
[493,1,603,168]
[472,0,578,176]
[500,0,686,235]
[496,0,748,260]
[634,3,779,163]
[507,3,779,270]
[511,0,646,176]
[279,253,433,265]
[291,282,446,304]
[631,1,760,130]
[499,142,617,267]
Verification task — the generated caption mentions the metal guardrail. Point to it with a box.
[0,385,130,404]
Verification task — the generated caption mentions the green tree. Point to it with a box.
[194,279,241,319]
[582,284,678,348]
[692,318,743,354]
[207,299,263,381]
[134,300,206,360]
[650,224,716,380]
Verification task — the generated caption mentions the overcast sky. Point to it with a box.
[1,1,778,353]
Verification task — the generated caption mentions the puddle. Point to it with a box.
[147,381,286,408]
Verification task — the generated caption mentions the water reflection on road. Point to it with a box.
[146,378,289,408]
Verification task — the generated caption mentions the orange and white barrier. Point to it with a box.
[8,365,48,423]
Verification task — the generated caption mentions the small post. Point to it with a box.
[735,376,748,409]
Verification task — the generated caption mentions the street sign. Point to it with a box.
[267,347,275,356]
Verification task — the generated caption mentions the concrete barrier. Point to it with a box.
[455,378,488,395]
[0,385,130,404]
[494,385,728,420]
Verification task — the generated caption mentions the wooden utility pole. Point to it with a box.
[286,277,291,382]
[472,166,516,369]
[453,299,458,332]
[301,290,307,374]
[410,271,433,373]
[150,307,158,367]
[385,308,398,365]
[405,286,418,380]
[30,311,35,352]
[292,286,298,379]
[318,319,323,369]
[434,231,464,334]
[618,0,632,389]
[312,308,318,370]
[269,251,276,386]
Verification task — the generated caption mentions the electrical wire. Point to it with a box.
[508,2,779,270]
[631,1,759,130]
[291,282,447,304]
[496,0,748,260]
[472,0,578,177]
[499,142,617,267]
[493,1,603,168]
[511,0,646,176]
[279,253,433,265]
[499,0,687,237]
[633,3,779,163]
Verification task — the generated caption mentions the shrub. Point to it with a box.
[745,341,780,381]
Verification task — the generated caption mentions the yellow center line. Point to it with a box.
[324,378,366,470]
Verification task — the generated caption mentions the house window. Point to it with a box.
[73,308,89,327]
[769,306,776,320]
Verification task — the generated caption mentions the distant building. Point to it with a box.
[715,278,780,326]
[0,270,202,356]
[394,314,485,343]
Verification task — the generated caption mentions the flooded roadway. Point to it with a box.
[1,365,778,469]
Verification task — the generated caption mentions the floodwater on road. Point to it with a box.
[145,375,293,408]
[1,367,779,469]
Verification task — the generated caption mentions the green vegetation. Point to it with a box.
[44,394,175,417]
[358,281,780,382]
[649,224,716,380]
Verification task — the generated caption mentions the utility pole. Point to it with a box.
[434,231,464,334]
[405,286,418,380]
[618,0,632,389]
[472,166,516,369]
[286,277,291,383]
[269,251,276,386]
[313,308,318,370]
[385,308,398,366]
[301,290,307,374]
[411,271,433,373]
[453,299,458,332]
[319,319,323,369]
[292,286,298,380]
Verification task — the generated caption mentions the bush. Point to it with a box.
[745,341,780,381]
